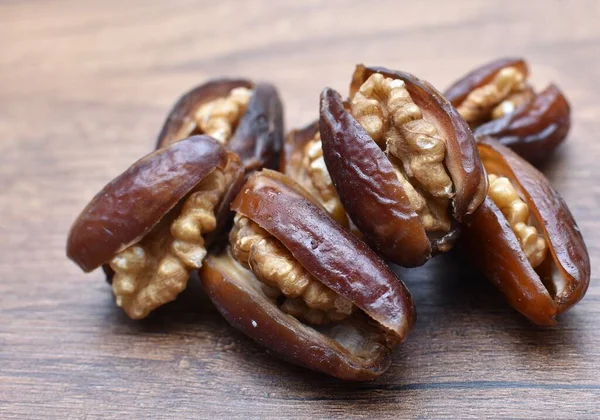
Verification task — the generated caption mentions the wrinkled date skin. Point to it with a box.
[319,65,487,267]
[67,136,244,319]
[156,79,284,173]
[201,169,416,380]
[445,58,571,164]
[462,137,590,325]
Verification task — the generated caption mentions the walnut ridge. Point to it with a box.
[280,122,349,227]
[303,134,346,224]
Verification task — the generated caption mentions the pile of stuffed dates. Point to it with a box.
[66,59,590,380]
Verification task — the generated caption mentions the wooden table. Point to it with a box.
[2,1,598,418]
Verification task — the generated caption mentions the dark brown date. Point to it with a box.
[319,65,487,267]
[445,57,571,164]
[462,137,590,325]
[67,136,244,319]
[201,169,415,380]
[156,79,284,173]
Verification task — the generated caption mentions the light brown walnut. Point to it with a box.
[487,174,547,268]
[229,214,353,324]
[351,73,453,232]
[457,67,527,124]
[194,87,252,144]
[390,159,451,232]
[301,134,347,225]
[109,168,233,319]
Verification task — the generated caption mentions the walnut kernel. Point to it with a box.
[302,134,347,225]
[195,87,252,144]
[487,174,547,268]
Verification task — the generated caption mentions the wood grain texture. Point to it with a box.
[1,0,598,418]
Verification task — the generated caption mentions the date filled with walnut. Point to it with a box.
[445,57,571,164]
[67,136,244,319]
[319,65,488,267]
[201,170,416,380]
[462,137,590,325]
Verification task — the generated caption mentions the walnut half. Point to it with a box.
[281,122,351,228]
[456,67,529,125]
[194,87,252,144]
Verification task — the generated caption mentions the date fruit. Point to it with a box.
[462,137,590,325]
[319,65,487,267]
[445,58,571,164]
[156,79,284,173]
[67,136,244,319]
[201,169,416,380]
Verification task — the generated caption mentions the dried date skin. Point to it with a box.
[201,170,416,380]
[156,79,284,173]
[462,137,590,325]
[203,254,393,380]
[445,58,571,163]
[228,83,284,172]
